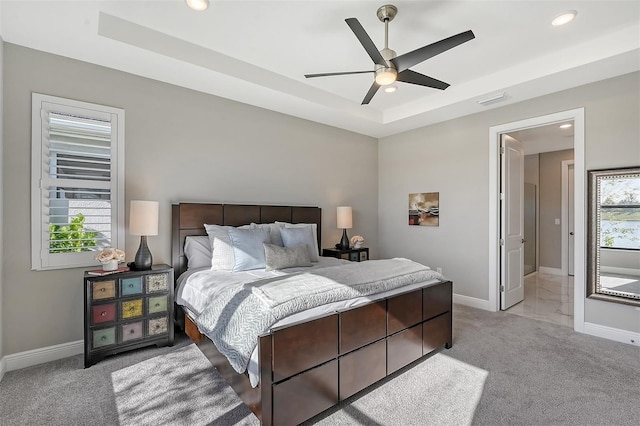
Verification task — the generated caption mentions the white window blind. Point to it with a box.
[31,94,125,270]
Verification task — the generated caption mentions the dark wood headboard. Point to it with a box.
[171,203,322,280]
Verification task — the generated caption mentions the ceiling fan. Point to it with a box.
[305,4,475,105]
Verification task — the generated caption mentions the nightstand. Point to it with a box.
[84,264,174,367]
[322,247,369,262]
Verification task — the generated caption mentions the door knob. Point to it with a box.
[569,232,574,235]
[521,238,526,243]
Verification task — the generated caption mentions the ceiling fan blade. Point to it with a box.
[345,18,387,67]
[361,81,380,105]
[396,70,450,90]
[305,70,374,78]
[390,30,475,72]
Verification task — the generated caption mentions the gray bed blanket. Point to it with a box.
[195,258,444,373]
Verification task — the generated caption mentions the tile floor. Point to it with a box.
[505,272,574,327]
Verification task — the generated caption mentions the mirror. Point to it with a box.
[587,167,640,306]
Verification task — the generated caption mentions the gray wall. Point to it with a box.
[379,71,640,333]
[2,44,378,355]
[539,149,574,270]
[524,154,539,186]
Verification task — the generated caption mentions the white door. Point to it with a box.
[501,134,525,310]
[568,164,575,276]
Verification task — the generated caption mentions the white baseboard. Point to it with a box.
[583,322,640,347]
[453,293,492,311]
[539,267,564,276]
[0,356,6,382]
[4,340,83,373]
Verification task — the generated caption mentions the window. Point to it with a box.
[31,94,124,270]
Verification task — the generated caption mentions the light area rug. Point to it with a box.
[112,343,487,426]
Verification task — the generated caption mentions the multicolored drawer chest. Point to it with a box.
[84,264,174,367]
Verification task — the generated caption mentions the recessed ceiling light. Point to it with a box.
[186,0,209,11]
[384,85,397,93]
[559,123,573,129]
[552,11,577,26]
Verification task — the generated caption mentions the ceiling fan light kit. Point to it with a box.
[305,4,475,105]
[375,66,397,85]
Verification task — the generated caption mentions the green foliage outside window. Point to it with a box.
[49,213,98,253]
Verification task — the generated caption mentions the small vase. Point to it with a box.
[102,259,118,271]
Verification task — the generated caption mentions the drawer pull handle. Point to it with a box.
[155,303,160,307]
[130,329,135,334]
[101,336,106,341]
[101,311,107,317]
[129,284,134,288]
[100,288,106,292]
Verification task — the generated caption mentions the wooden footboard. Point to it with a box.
[182,280,453,425]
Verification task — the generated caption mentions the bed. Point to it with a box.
[171,202,453,425]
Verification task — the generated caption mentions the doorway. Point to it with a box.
[488,108,586,333]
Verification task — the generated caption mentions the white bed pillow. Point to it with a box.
[251,222,284,247]
[205,223,254,271]
[280,226,319,262]
[183,235,212,269]
[264,243,312,271]
[228,227,271,272]
[276,222,320,261]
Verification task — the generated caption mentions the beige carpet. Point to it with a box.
[112,344,257,425]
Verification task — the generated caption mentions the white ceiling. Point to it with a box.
[509,121,575,155]
[1,1,639,138]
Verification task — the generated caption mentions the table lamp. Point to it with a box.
[129,200,159,270]
[337,206,353,250]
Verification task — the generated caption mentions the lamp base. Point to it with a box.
[133,236,153,270]
[339,229,350,250]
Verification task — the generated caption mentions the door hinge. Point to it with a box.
[500,285,505,292]
[499,239,505,246]
[499,192,504,200]
[500,146,505,155]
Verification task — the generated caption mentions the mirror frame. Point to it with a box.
[587,166,640,306]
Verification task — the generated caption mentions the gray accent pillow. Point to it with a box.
[184,235,212,269]
[280,226,319,262]
[264,243,312,271]
[276,222,320,260]
[228,227,271,272]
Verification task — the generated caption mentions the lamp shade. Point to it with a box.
[129,200,159,236]
[336,206,353,229]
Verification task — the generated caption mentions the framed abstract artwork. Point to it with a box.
[409,192,439,226]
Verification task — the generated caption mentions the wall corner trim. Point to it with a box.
[0,356,6,382]
[453,293,493,311]
[4,340,83,373]
[583,322,640,347]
